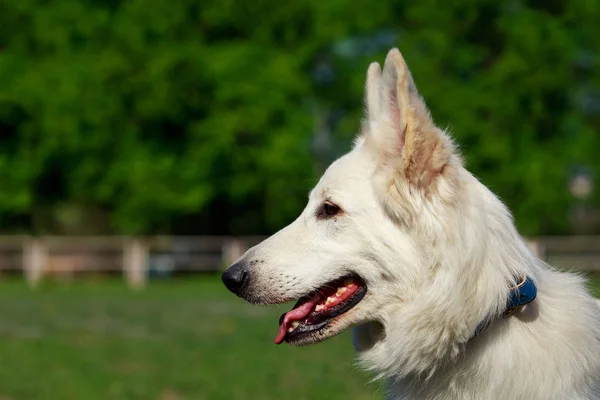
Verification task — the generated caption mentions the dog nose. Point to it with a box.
[222,261,250,296]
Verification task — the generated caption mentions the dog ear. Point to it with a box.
[363,48,459,193]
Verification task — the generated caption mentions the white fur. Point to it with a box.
[231,48,600,399]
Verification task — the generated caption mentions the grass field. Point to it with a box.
[0,273,599,400]
[0,274,383,400]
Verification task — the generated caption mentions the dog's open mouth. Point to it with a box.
[274,275,367,344]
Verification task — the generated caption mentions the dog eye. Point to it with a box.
[320,201,341,218]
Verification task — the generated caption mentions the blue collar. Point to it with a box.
[473,274,537,338]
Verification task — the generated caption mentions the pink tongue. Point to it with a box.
[274,299,319,345]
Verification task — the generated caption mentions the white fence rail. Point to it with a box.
[0,235,598,288]
[0,235,268,288]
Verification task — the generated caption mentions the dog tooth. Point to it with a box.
[315,304,325,312]
[325,297,335,305]
[344,278,354,286]
[288,321,300,333]
[336,287,347,296]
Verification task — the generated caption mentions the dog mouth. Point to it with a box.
[274,275,367,345]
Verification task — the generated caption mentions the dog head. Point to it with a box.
[222,49,514,362]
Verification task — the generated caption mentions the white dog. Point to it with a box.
[222,48,600,399]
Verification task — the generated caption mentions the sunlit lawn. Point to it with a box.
[0,274,383,400]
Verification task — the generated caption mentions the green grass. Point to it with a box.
[1,273,599,400]
[0,274,383,400]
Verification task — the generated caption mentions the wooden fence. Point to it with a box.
[0,235,598,289]
[0,235,267,289]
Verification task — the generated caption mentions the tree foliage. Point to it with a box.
[0,0,598,235]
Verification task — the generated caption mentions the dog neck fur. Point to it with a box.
[351,49,539,380]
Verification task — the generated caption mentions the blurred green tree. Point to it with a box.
[0,0,598,235]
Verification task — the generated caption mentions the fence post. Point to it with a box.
[222,238,247,269]
[23,237,47,288]
[123,238,147,289]
[525,239,546,261]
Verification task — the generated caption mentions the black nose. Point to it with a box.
[221,261,250,296]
